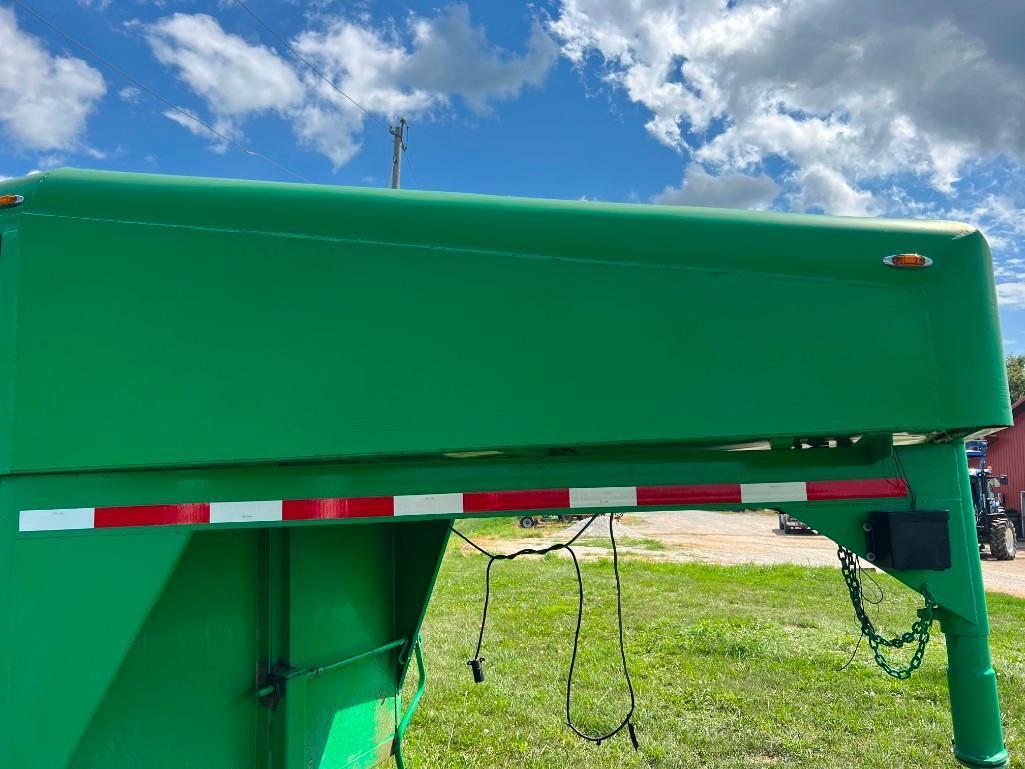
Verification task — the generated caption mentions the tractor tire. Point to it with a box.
[990,517,1017,560]
[518,516,536,529]
[1006,509,1024,540]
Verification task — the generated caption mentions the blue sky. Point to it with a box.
[3,0,1024,350]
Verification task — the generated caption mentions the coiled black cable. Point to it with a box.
[450,514,639,749]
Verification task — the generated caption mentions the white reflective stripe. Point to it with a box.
[20,507,95,532]
[394,493,464,516]
[209,500,282,524]
[740,482,808,504]
[569,486,637,508]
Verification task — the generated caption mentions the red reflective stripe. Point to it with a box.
[805,478,908,501]
[282,497,394,520]
[44,477,912,533]
[636,484,743,506]
[94,503,210,528]
[463,489,570,513]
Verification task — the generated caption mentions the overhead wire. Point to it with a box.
[401,151,415,189]
[230,0,392,134]
[399,121,416,189]
[231,0,418,189]
[9,0,310,183]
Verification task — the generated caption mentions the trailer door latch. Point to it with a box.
[257,669,288,710]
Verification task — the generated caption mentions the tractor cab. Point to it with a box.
[967,442,1021,560]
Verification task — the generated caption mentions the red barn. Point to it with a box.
[979,396,1025,514]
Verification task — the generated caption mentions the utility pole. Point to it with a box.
[389,117,407,189]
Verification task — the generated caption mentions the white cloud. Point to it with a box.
[789,164,878,217]
[655,164,779,210]
[550,0,1025,215]
[288,19,436,167]
[119,86,141,103]
[0,6,106,152]
[290,4,557,165]
[1,170,41,181]
[287,101,365,168]
[162,109,234,154]
[400,5,558,112]
[996,283,1025,309]
[35,154,67,170]
[146,14,304,118]
[144,5,557,169]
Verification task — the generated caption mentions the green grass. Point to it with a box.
[452,515,667,551]
[452,515,549,539]
[403,546,1025,768]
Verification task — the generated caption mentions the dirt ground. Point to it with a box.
[508,510,1025,598]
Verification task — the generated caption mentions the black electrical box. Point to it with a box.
[864,510,951,571]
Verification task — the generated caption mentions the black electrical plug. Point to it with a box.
[468,657,485,683]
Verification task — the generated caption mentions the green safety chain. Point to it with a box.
[837,546,938,680]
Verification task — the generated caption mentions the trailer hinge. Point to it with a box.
[257,667,292,710]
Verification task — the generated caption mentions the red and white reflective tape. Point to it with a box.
[18,477,907,533]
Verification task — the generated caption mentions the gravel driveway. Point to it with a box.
[522,510,1025,598]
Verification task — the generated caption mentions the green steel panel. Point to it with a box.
[70,531,262,769]
[0,169,1010,474]
[285,526,397,769]
[5,522,190,769]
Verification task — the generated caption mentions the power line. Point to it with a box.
[232,0,420,190]
[10,0,310,183]
[398,124,416,189]
[230,0,390,133]
[400,144,415,189]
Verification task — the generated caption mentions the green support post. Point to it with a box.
[945,632,1007,767]
[940,446,1008,768]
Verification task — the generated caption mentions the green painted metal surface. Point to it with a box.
[0,168,1012,767]
[0,168,1010,472]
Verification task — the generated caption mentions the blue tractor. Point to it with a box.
[966,440,1022,560]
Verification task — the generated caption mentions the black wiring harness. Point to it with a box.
[450,514,639,749]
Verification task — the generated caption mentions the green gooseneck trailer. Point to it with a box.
[0,169,1011,768]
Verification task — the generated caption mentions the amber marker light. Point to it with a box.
[883,253,932,269]
[0,194,24,209]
